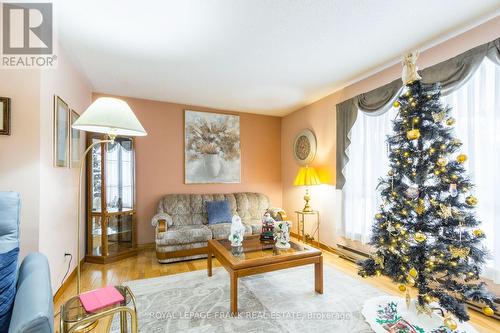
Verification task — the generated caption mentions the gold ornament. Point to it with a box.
[466,196,478,206]
[457,154,468,163]
[432,111,446,122]
[411,101,417,107]
[483,306,494,316]
[429,147,436,155]
[414,232,426,243]
[449,246,470,258]
[393,101,400,108]
[409,267,418,277]
[446,118,456,126]
[434,170,440,176]
[440,144,447,150]
[415,203,425,215]
[424,294,432,303]
[375,213,383,220]
[444,316,458,330]
[436,157,448,167]
[413,117,419,124]
[375,270,382,276]
[402,256,410,263]
[438,204,452,218]
[450,174,458,181]
[403,151,410,157]
[473,229,484,237]
[406,129,421,140]
[398,284,407,292]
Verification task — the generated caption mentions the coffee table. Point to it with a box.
[207,234,323,314]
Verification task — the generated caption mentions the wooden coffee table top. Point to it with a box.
[208,234,321,270]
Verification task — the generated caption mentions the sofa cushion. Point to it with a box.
[243,219,263,235]
[208,223,252,240]
[206,200,232,224]
[156,225,212,246]
[236,193,269,222]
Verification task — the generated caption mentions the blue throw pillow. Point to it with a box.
[206,200,232,225]
[0,247,19,332]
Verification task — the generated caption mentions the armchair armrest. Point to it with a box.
[151,213,173,233]
[268,207,288,222]
[9,253,53,333]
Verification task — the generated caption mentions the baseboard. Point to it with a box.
[137,242,155,250]
[53,258,85,304]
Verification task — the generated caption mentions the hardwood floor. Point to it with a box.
[54,246,499,333]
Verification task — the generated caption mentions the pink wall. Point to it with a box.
[92,93,282,244]
[0,70,41,258]
[281,16,500,248]
[39,46,92,292]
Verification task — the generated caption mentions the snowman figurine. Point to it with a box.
[274,221,291,249]
[228,215,245,247]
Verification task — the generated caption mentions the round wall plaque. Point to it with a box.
[293,129,317,165]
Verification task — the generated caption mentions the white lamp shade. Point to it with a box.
[72,97,147,136]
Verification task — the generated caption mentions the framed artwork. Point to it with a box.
[184,110,240,184]
[54,95,69,167]
[293,129,317,165]
[0,97,11,135]
[70,109,81,168]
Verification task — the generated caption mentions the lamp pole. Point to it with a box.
[76,135,115,294]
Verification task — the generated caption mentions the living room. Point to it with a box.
[0,1,499,332]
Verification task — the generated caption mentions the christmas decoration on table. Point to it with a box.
[228,215,245,247]
[362,296,479,333]
[358,51,496,328]
[260,212,275,242]
[273,221,291,249]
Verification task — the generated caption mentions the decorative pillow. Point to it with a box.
[206,200,232,225]
[0,247,19,332]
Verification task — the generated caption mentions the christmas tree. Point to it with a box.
[358,53,496,327]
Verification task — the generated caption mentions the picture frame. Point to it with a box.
[184,110,241,184]
[70,109,81,168]
[0,97,11,135]
[54,95,69,167]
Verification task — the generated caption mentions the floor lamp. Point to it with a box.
[72,97,147,295]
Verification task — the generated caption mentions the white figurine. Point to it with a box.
[228,215,245,247]
[274,221,291,249]
[402,51,422,85]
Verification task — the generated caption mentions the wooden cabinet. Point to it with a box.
[86,134,137,263]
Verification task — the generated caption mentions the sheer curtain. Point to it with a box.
[443,58,500,283]
[339,58,500,282]
[341,107,396,243]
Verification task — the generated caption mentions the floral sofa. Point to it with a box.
[151,192,288,263]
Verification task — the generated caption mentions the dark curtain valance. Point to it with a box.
[336,37,500,189]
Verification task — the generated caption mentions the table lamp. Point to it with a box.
[72,97,147,295]
[293,166,321,212]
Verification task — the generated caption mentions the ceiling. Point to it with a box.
[56,0,500,116]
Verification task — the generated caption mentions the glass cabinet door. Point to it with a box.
[86,134,137,263]
[105,138,134,212]
[90,138,102,212]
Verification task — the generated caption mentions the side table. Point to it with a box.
[295,210,320,248]
[60,285,138,333]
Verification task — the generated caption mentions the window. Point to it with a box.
[340,58,500,282]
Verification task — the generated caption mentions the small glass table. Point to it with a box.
[207,235,323,314]
[60,285,138,333]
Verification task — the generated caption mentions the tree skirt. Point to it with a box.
[361,296,478,333]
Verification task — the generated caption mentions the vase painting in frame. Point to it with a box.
[54,95,69,167]
[184,110,240,184]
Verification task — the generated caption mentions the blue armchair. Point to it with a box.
[0,192,53,333]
